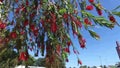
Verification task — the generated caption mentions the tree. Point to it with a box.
[0,47,35,68]
[0,0,120,68]
[80,65,87,68]
[88,66,90,68]
[108,65,116,68]
[100,65,103,68]
[92,66,97,68]
[34,58,65,68]
[24,56,35,66]
[103,65,107,68]
[0,48,18,68]
[34,58,46,66]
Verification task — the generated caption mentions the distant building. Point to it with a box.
[15,65,45,68]
[108,65,117,68]
[96,67,101,68]
[116,41,120,59]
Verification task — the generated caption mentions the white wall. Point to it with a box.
[15,65,45,68]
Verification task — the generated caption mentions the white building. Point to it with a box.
[15,65,45,68]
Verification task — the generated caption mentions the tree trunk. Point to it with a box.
[45,54,63,68]
[45,45,65,68]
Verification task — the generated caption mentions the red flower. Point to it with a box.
[51,23,57,33]
[30,24,35,31]
[56,45,61,56]
[15,0,18,2]
[0,0,3,2]
[97,9,102,16]
[50,13,56,23]
[86,5,94,10]
[26,0,29,6]
[64,47,70,53]
[20,5,26,12]
[84,18,92,25]
[10,32,17,39]
[78,36,86,48]
[24,19,29,26]
[78,59,82,65]
[72,30,78,37]
[67,41,72,47]
[109,15,116,23]
[15,8,20,14]
[20,30,25,35]
[0,23,6,29]
[19,52,28,61]
[4,38,9,43]
[33,28,39,36]
[30,13,35,18]
[70,15,82,28]
[84,18,89,24]
[76,20,82,28]
[89,0,94,3]
[63,13,68,19]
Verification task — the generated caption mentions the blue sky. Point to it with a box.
[66,0,120,67]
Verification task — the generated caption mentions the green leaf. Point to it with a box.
[88,30,100,40]
[67,4,73,13]
[93,17,114,28]
[112,11,120,17]
[81,11,94,18]
[59,8,67,14]
[62,52,68,60]
[62,53,65,60]
[113,5,120,10]
[43,0,48,3]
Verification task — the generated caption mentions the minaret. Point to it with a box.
[116,41,120,59]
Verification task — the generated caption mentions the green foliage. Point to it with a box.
[0,0,120,67]
[93,17,114,28]
[112,11,120,17]
[25,56,35,66]
[59,8,67,14]
[34,58,46,66]
[88,30,100,40]
[92,66,97,68]
[0,48,18,68]
[80,65,88,68]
